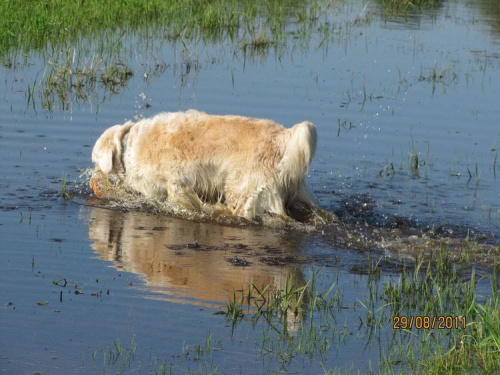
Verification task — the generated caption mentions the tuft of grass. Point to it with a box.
[40,47,133,110]
[225,289,245,322]
[225,272,310,329]
[408,136,422,175]
[380,136,432,178]
[85,338,138,374]
[223,268,343,362]
[60,173,73,200]
[379,0,442,15]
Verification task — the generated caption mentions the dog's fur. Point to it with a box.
[91,110,318,221]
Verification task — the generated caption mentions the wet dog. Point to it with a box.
[91,110,318,221]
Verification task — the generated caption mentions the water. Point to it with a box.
[1,0,499,373]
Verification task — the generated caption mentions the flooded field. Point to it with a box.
[1,0,499,374]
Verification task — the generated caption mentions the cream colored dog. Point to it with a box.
[91,110,318,221]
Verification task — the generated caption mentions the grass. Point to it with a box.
[379,248,499,374]
[1,0,337,110]
[223,269,345,363]
[416,61,458,95]
[241,31,275,62]
[77,248,498,374]
[220,246,499,374]
[85,338,138,374]
[378,136,430,177]
[88,334,223,374]
[224,270,321,326]
[40,47,133,110]
[407,135,425,176]
[379,0,442,14]
[60,173,73,200]
[225,289,245,322]
[0,0,318,58]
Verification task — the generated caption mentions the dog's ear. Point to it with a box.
[92,123,133,174]
[111,122,133,173]
[97,152,114,175]
[92,127,117,174]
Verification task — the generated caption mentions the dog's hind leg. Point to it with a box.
[224,190,256,220]
[167,183,203,212]
[241,185,288,220]
[240,189,261,219]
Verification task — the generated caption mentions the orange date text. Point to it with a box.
[392,316,466,330]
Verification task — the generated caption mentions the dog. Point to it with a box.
[90,110,319,221]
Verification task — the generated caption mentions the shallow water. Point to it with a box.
[1,0,499,374]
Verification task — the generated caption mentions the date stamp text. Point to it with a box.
[393,316,466,330]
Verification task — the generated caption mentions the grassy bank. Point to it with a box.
[0,0,313,56]
[1,0,331,110]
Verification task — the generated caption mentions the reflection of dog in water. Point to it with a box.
[87,206,306,306]
[90,110,320,221]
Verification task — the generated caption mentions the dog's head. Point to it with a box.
[90,122,133,196]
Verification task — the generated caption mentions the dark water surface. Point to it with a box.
[1,0,499,374]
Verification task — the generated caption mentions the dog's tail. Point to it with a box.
[279,121,317,183]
